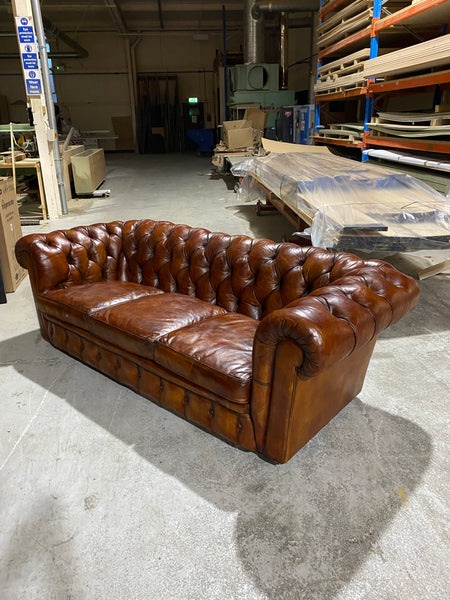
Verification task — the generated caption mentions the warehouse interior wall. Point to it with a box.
[0,18,314,152]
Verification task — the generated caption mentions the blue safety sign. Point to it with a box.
[22,53,38,70]
[18,26,34,44]
[26,79,42,95]
[16,16,42,96]
[19,31,34,43]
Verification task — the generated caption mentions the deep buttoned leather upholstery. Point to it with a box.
[16,219,419,463]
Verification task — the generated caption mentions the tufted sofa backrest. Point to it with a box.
[16,219,370,321]
[119,220,360,320]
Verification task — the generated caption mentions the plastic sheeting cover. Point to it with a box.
[231,152,450,251]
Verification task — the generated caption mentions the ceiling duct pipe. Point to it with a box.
[280,13,288,89]
[244,0,264,64]
[251,1,319,20]
[250,1,319,87]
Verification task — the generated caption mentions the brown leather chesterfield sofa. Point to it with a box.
[16,219,419,464]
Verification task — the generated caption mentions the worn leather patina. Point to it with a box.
[16,219,420,463]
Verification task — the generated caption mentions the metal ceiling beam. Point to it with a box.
[0,0,88,58]
[119,2,242,12]
[103,0,127,33]
[157,0,164,30]
[42,16,89,58]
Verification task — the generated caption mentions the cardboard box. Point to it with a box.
[222,120,253,149]
[59,143,85,201]
[0,177,26,292]
[72,148,106,194]
[244,108,267,132]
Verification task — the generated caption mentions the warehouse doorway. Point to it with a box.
[137,74,184,153]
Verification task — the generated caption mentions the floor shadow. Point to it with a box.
[225,203,297,242]
[208,170,237,191]
[4,330,432,600]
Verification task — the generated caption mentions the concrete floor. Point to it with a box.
[1,153,449,600]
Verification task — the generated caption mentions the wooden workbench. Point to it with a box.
[0,158,47,220]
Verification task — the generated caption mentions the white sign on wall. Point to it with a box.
[15,16,42,96]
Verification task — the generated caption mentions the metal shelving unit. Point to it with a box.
[314,0,450,159]
[364,136,450,153]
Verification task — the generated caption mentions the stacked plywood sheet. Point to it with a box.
[376,111,450,124]
[369,123,450,137]
[364,33,450,78]
[234,152,450,251]
[370,110,450,138]
[317,0,373,49]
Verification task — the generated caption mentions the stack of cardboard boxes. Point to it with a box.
[0,177,26,296]
[212,108,268,170]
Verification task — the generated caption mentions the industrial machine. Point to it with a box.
[228,63,279,92]
[276,105,315,144]
[227,63,295,129]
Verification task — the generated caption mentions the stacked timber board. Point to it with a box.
[241,153,450,251]
[316,0,407,95]
[317,0,373,51]
[316,0,373,97]
[363,34,450,79]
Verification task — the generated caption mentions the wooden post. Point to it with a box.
[12,0,61,220]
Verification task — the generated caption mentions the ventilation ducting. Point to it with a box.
[245,1,320,87]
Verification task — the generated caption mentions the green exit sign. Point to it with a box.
[188,97,198,103]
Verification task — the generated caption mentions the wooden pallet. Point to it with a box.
[330,123,365,135]
[315,70,367,92]
[318,49,370,82]
[211,148,253,169]
[316,84,367,97]
[318,127,364,142]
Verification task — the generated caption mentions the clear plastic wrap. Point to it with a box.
[231,152,450,251]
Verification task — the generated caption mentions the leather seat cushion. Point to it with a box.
[88,292,227,360]
[155,313,258,404]
[38,281,163,330]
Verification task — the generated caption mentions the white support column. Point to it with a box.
[12,0,61,220]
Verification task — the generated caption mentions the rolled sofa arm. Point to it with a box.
[251,267,420,461]
[15,222,125,293]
